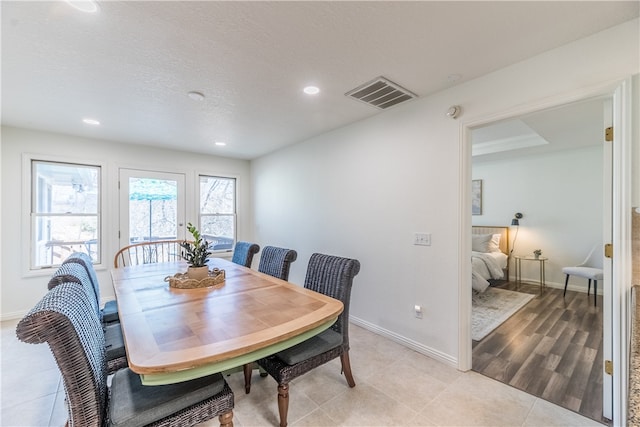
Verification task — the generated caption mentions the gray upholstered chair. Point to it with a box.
[249,253,360,427]
[562,245,603,306]
[16,282,234,427]
[48,262,127,375]
[257,246,298,281]
[231,241,260,268]
[64,251,119,324]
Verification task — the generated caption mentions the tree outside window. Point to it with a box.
[199,176,236,251]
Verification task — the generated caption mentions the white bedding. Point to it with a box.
[471,251,507,292]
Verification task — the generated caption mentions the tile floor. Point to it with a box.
[1,319,603,426]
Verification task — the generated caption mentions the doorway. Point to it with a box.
[469,97,610,421]
[461,79,634,423]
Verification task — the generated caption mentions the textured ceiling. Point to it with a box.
[2,1,638,159]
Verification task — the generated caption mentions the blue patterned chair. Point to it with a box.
[48,262,127,375]
[231,241,260,268]
[63,251,119,324]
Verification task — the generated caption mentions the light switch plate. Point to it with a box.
[414,233,431,246]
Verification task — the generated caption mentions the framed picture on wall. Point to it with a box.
[472,179,482,215]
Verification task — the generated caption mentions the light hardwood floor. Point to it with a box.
[472,281,605,424]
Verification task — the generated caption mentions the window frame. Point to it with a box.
[23,153,106,275]
[197,174,237,254]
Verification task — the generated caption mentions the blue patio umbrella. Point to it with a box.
[128,179,177,241]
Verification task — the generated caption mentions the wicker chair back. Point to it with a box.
[304,253,360,350]
[48,262,100,317]
[16,283,108,426]
[63,252,101,297]
[253,253,360,427]
[258,246,298,280]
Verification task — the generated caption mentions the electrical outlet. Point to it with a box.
[414,304,423,319]
[414,233,431,246]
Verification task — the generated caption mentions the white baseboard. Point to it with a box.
[349,315,458,369]
[519,278,603,295]
[1,310,27,322]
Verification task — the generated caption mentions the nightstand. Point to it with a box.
[514,255,548,292]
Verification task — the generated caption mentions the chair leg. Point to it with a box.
[243,363,253,394]
[219,410,234,427]
[340,351,356,388]
[277,383,289,427]
[594,280,597,306]
[259,365,268,377]
[588,279,591,296]
[563,275,570,297]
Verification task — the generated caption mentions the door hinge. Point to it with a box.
[604,243,613,259]
[605,126,613,142]
[605,359,613,376]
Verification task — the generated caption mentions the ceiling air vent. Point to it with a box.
[345,76,417,110]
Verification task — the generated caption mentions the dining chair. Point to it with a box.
[240,246,299,390]
[114,239,187,268]
[257,246,298,281]
[48,262,127,375]
[231,241,260,268]
[16,282,235,427]
[64,251,119,324]
[249,253,360,427]
[562,245,603,306]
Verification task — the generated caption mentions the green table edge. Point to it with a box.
[139,318,336,386]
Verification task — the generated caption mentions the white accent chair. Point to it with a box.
[562,246,603,306]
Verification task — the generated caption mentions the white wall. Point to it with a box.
[0,127,251,319]
[473,146,603,288]
[251,19,639,365]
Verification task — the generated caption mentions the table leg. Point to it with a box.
[538,260,543,293]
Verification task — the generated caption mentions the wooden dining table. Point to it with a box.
[110,258,343,386]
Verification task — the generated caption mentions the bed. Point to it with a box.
[472,226,509,292]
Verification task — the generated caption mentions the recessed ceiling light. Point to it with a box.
[214,141,226,146]
[303,86,320,95]
[188,91,205,101]
[65,0,100,13]
[82,118,100,125]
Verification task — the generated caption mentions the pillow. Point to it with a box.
[488,234,502,253]
[472,234,492,253]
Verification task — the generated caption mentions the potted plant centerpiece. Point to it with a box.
[181,222,212,280]
[533,249,542,259]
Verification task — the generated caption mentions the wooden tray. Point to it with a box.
[164,268,225,289]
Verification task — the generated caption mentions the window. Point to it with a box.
[199,176,236,251]
[31,160,101,268]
